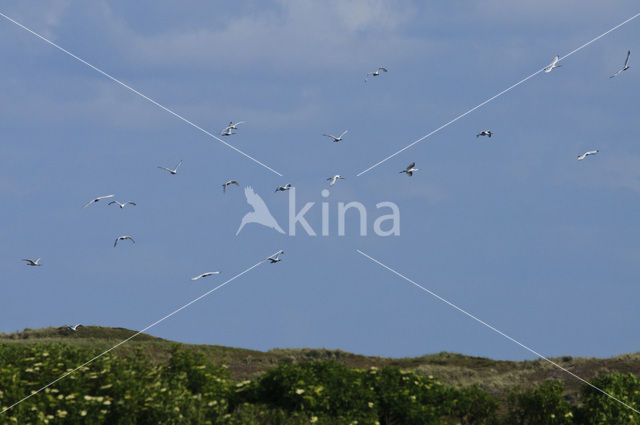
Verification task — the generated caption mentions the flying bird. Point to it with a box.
[323,130,348,142]
[327,175,344,186]
[275,184,292,192]
[236,186,285,235]
[221,128,236,136]
[157,161,182,175]
[223,121,246,131]
[191,271,221,281]
[610,50,631,78]
[266,250,284,263]
[82,194,114,208]
[400,162,419,176]
[114,235,135,247]
[544,55,561,73]
[222,180,240,193]
[108,201,136,209]
[577,150,599,161]
[67,324,82,332]
[22,258,41,266]
[476,130,492,138]
[365,67,388,82]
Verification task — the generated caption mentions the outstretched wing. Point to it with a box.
[82,199,95,208]
[407,162,415,170]
[245,186,268,212]
[339,130,348,138]
[624,50,631,68]
[379,67,388,72]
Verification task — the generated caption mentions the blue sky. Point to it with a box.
[1,1,639,361]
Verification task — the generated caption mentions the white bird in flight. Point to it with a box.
[191,271,221,281]
[157,161,182,175]
[222,180,240,193]
[67,324,82,332]
[327,175,344,186]
[365,67,388,82]
[476,130,492,138]
[544,55,561,73]
[22,258,41,266]
[275,184,292,192]
[323,130,348,142]
[221,127,236,136]
[82,194,114,208]
[400,162,419,176]
[223,121,246,131]
[114,235,135,247]
[108,201,136,209]
[266,250,284,263]
[577,150,599,161]
[610,50,631,78]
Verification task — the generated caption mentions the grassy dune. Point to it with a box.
[2,325,639,402]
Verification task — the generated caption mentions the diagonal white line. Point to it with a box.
[356,249,640,415]
[356,11,640,177]
[0,11,283,177]
[0,251,281,415]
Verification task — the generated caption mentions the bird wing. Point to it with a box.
[235,121,246,126]
[379,67,388,72]
[158,166,172,172]
[191,274,203,280]
[244,186,268,212]
[127,202,136,206]
[624,50,631,68]
[322,134,336,140]
[97,194,115,201]
[230,180,239,186]
[82,199,97,208]
[21,258,33,264]
[339,130,348,138]
[114,237,120,247]
[126,236,135,243]
[407,162,415,170]
[108,201,118,206]
[175,160,183,170]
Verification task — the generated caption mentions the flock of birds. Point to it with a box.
[20,50,632,332]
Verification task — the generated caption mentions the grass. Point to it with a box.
[2,326,639,402]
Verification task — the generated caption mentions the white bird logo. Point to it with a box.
[236,187,285,236]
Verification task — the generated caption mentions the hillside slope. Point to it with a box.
[2,325,639,401]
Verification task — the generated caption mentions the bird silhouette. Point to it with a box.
[236,187,285,235]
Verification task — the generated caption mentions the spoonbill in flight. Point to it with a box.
[114,235,135,247]
[327,175,344,186]
[544,55,561,73]
[222,180,240,193]
[266,250,284,263]
[191,271,221,281]
[365,67,388,82]
[108,201,136,209]
[400,162,419,176]
[323,130,348,142]
[157,161,182,175]
[577,150,598,161]
[610,50,631,78]
[82,194,114,208]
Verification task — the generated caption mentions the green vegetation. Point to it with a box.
[1,327,640,424]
